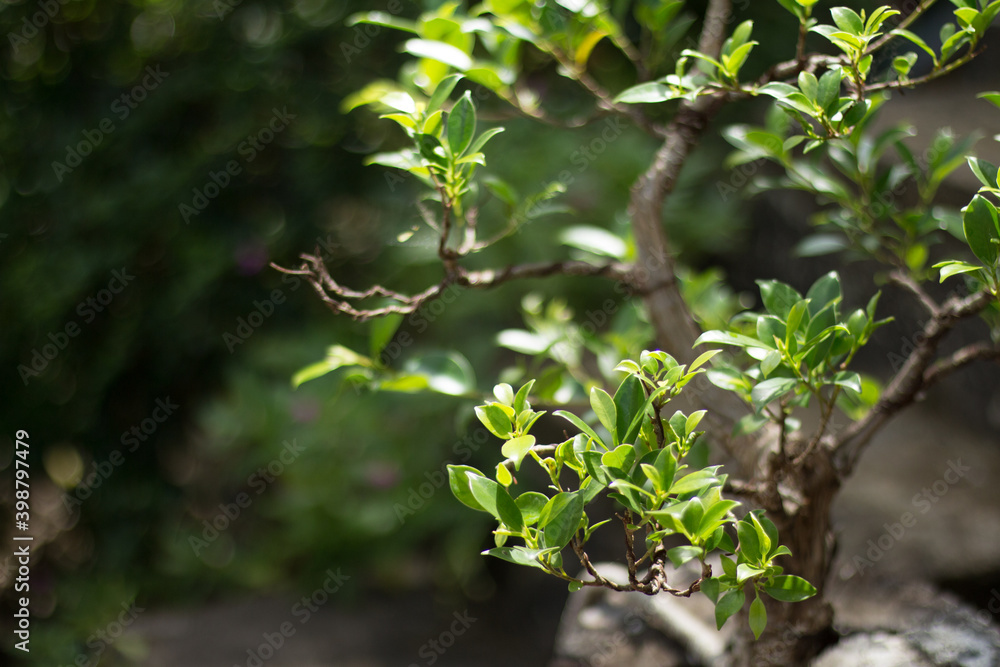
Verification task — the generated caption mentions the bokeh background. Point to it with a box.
[2,0,999,665]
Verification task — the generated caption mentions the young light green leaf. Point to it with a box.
[933,260,983,282]
[502,434,536,470]
[475,404,514,439]
[494,383,515,405]
[448,465,488,512]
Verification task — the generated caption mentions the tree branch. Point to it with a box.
[270,253,632,321]
[832,288,995,474]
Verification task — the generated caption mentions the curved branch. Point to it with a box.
[833,288,995,474]
[270,254,632,321]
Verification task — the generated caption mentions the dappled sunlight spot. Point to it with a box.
[43,442,84,489]
[235,4,283,48]
[130,10,176,55]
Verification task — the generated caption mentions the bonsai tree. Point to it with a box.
[276,0,1000,663]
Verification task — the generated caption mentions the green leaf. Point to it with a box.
[292,345,373,388]
[653,447,678,491]
[751,378,798,413]
[668,545,703,567]
[699,499,740,538]
[426,73,463,114]
[805,271,842,316]
[493,383,515,405]
[467,127,505,155]
[448,465,488,512]
[968,157,999,189]
[568,580,584,592]
[590,387,618,444]
[447,92,476,156]
[613,374,646,445]
[737,563,767,583]
[670,468,720,495]
[695,330,774,351]
[513,379,535,413]
[475,403,514,439]
[468,472,524,532]
[737,517,762,562]
[346,11,418,33]
[715,589,745,630]
[483,546,557,571]
[538,491,584,549]
[797,71,818,102]
[749,595,767,640]
[764,574,817,602]
[830,7,864,35]
[757,280,803,319]
[555,409,608,450]
[495,462,513,486]
[559,225,629,259]
[963,194,1000,266]
[601,443,635,472]
[614,82,684,104]
[502,434,536,470]
[403,39,473,70]
[516,491,549,526]
[832,370,862,394]
[979,91,1000,110]
[933,260,983,282]
[757,315,786,348]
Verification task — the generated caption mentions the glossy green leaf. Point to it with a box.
[749,595,767,639]
[468,472,524,532]
[715,589,745,630]
[590,387,618,444]
[426,73,463,114]
[764,574,818,602]
[963,194,1000,266]
[758,280,803,319]
[613,374,646,445]
[403,39,473,70]
[555,409,608,450]
[475,403,514,439]
[502,434,536,470]
[515,491,549,526]
[751,377,798,413]
[539,491,584,549]
[448,465,488,512]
